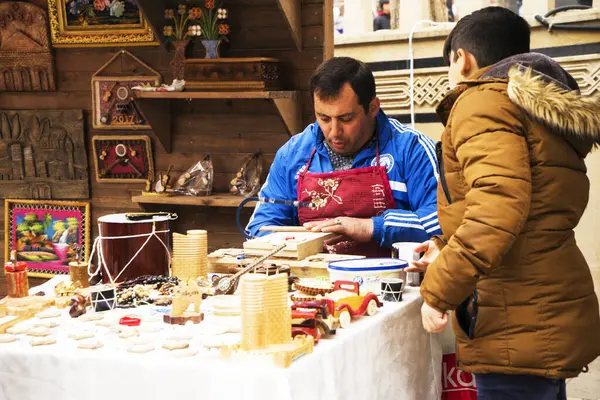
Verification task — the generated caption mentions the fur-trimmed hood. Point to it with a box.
[485,52,600,154]
[437,53,600,156]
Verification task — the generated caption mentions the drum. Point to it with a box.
[97,213,171,283]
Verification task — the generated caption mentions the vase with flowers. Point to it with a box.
[164,1,230,80]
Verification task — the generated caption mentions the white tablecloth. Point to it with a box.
[0,283,442,400]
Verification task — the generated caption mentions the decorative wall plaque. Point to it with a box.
[92,50,161,130]
[0,2,56,92]
[92,135,153,183]
[0,110,89,199]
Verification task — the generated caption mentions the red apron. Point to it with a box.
[297,136,396,257]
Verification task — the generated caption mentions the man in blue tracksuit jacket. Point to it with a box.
[246,57,441,253]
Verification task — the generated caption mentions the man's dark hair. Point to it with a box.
[443,7,530,68]
[310,57,376,114]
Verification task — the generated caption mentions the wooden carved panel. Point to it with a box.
[0,2,56,92]
[0,110,89,200]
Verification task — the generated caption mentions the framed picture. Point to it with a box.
[47,0,158,47]
[92,135,154,183]
[5,199,90,278]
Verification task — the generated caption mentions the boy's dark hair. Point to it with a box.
[310,57,376,114]
[443,7,531,68]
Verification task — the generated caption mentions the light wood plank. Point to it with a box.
[132,194,258,208]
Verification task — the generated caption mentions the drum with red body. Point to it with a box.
[97,213,170,283]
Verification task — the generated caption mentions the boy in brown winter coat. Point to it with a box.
[409,6,600,399]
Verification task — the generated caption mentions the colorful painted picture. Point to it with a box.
[65,0,141,28]
[5,200,90,277]
[48,0,158,47]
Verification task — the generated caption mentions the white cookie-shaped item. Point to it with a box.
[162,341,189,351]
[33,322,59,329]
[127,344,154,354]
[30,337,56,346]
[77,340,104,350]
[6,325,29,335]
[35,309,61,319]
[0,334,17,344]
[139,324,162,334]
[68,331,95,341]
[79,313,104,322]
[118,328,139,339]
[167,334,193,342]
[96,318,118,328]
[27,327,52,337]
[170,348,198,358]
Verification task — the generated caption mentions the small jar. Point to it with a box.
[5,261,29,298]
[69,261,90,288]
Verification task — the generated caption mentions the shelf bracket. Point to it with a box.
[136,98,172,153]
[136,0,168,50]
[277,0,302,52]
[272,97,302,137]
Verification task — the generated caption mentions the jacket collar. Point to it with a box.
[313,109,392,161]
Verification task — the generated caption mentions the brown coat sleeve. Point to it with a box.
[421,87,532,312]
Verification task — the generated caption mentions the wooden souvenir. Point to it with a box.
[68,244,89,288]
[163,281,204,325]
[208,248,364,278]
[91,51,161,130]
[0,110,88,199]
[184,58,282,91]
[92,135,153,183]
[213,243,287,295]
[242,232,335,260]
[0,2,56,92]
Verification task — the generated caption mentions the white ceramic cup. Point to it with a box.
[391,242,422,286]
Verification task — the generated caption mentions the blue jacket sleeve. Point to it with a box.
[245,149,297,238]
[372,133,441,247]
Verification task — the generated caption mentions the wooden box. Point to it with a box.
[184,57,282,91]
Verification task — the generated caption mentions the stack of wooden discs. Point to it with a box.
[171,230,208,281]
[240,273,267,351]
[264,273,291,345]
[290,278,334,302]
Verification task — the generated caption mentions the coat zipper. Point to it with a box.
[436,141,452,204]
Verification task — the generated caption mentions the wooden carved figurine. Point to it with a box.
[163,280,204,325]
[68,244,89,288]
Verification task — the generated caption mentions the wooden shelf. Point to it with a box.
[132,194,258,208]
[133,90,302,153]
[134,90,298,100]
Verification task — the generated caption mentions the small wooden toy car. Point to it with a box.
[324,280,382,329]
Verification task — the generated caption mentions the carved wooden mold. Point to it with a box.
[0,110,89,199]
[0,2,56,92]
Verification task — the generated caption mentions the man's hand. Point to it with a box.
[421,302,448,333]
[405,240,440,273]
[303,217,374,243]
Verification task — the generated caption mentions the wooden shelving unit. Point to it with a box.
[132,193,258,208]
[133,90,302,153]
